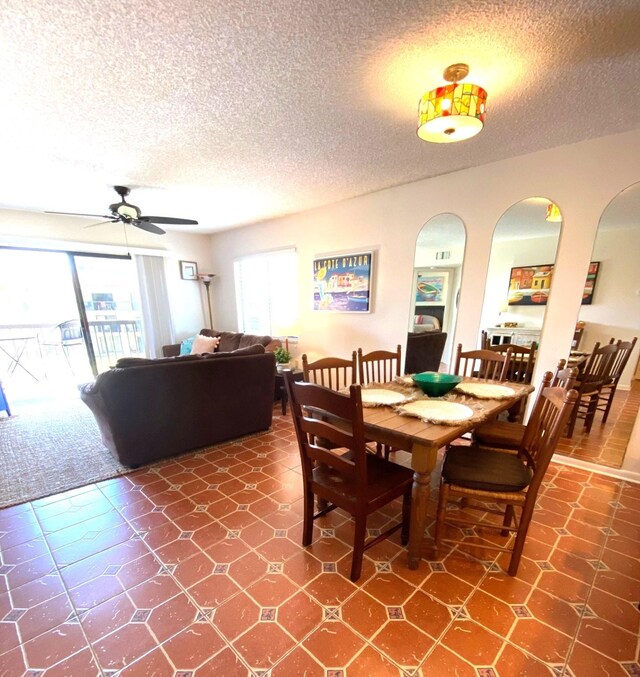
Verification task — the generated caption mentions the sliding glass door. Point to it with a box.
[0,247,147,407]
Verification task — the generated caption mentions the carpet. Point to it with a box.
[0,397,130,509]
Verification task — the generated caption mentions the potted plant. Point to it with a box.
[274,346,292,372]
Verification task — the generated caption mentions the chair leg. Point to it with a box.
[434,482,449,549]
[350,515,367,582]
[508,501,534,576]
[565,399,579,438]
[401,489,411,546]
[585,393,599,433]
[601,387,615,423]
[302,488,314,547]
[501,504,514,537]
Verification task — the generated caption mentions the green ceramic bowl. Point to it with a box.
[411,372,462,397]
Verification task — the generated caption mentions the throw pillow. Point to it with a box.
[190,334,220,354]
[180,336,196,355]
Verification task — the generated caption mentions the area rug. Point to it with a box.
[0,397,130,509]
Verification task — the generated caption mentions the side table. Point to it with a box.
[274,369,304,415]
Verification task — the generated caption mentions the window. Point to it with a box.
[234,248,297,336]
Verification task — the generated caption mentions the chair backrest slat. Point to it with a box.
[552,359,579,390]
[286,375,368,487]
[453,345,512,381]
[519,387,578,485]
[581,342,619,386]
[357,345,401,385]
[488,342,537,384]
[302,353,357,391]
[608,337,637,385]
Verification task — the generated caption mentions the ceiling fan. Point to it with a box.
[45,185,199,235]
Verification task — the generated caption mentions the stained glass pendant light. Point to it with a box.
[417,63,487,143]
[545,203,562,222]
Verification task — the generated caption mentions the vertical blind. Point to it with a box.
[234,248,297,335]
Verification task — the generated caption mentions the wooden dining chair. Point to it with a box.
[489,342,537,385]
[284,372,413,581]
[566,342,619,437]
[472,361,578,453]
[435,386,578,576]
[453,344,512,381]
[357,345,401,385]
[302,353,357,391]
[594,337,637,423]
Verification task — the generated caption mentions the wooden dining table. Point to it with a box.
[359,378,535,569]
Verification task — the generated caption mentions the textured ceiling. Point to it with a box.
[1,0,639,234]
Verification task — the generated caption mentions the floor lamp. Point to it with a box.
[198,274,216,329]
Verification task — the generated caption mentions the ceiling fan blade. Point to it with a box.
[140,215,199,225]
[83,219,119,229]
[45,211,112,219]
[132,220,166,235]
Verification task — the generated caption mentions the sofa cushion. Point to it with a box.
[191,334,220,354]
[180,336,196,355]
[213,344,266,358]
[238,334,272,349]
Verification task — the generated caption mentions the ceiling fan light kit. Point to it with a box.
[417,63,487,143]
[45,185,198,235]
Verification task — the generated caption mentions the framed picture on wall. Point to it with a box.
[508,264,554,306]
[180,260,199,280]
[581,261,600,305]
[313,251,373,312]
[414,270,449,306]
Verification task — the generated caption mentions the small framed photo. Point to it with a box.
[180,260,198,280]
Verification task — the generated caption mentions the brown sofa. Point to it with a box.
[162,328,281,357]
[80,345,276,467]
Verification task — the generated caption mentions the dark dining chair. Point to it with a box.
[566,342,619,437]
[404,331,447,374]
[357,345,401,385]
[453,344,512,381]
[472,361,578,453]
[594,337,637,423]
[284,373,413,581]
[435,385,578,576]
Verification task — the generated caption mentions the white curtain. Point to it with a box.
[135,255,174,358]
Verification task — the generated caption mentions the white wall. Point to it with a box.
[208,129,640,474]
[0,209,214,342]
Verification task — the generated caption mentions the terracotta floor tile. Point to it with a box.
[341,590,388,639]
[172,551,216,589]
[463,588,516,638]
[117,646,174,676]
[535,570,592,604]
[420,644,477,675]
[213,590,260,642]
[8,572,65,608]
[281,549,323,586]
[525,588,581,637]
[278,590,324,641]
[347,645,402,676]
[2,551,57,591]
[188,572,242,608]
[440,619,505,666]
[422,571,476,606]
[302,621,366,668]
[204,534,252,563]
[1,536,50,566]
[0,616,21,655]
[92,621,158,671]
[576,616,638,662]
[227,550,269,588]
[304,572,358,606]
[374,618,434,665]
[246,573,299,607]
[232,619,296,670]
[195,646,250,676]
[494,641,558,676]
[585,586,640,634]
[146,592,200,643]
[271,646,324,676]
[594,569,640,602]
[21,622,88,670]
[160,621,226,669]
[256,535,304,562]
[508,617,573,664]
[79,590,137,643]
[566,640,631,677]
[601,546,640,581]
[9,591,75,645]
[51,523,135,567]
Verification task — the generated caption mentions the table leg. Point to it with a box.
[408,444,438,569]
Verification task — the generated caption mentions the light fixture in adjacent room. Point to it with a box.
[545,202,563,222]
[417,63,487,143]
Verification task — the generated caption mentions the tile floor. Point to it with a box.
[1,406,639,676]
[556,382,640,468]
